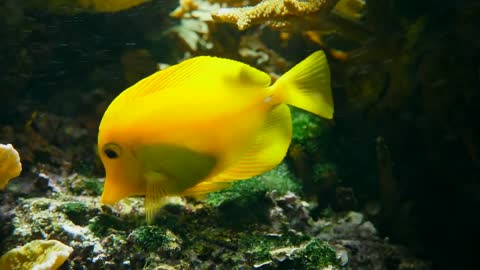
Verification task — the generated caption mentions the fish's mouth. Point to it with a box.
[100,176,130,205]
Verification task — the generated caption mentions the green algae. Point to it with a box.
[80,177,103,196]
[240,231,310,262]
[60,201,90,225]
[88,213,128,237]
[83,178,103,195]
[131,226,182,255]
[204,163,301,227]
[205,163,300,207]
[293,239,339,269]
[291,107,332,153]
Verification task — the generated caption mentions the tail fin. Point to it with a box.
[273,50,334,119]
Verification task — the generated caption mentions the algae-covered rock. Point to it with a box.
[0,239,73,270]
[0,173,430,269]
[60,201,91,225]
[67,174,103,196]
[204,163,301,226]
[205,162,301,208]
[129,226,182,255]
[275,239,338,270]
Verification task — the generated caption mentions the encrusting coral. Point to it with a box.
[0,143,22,190]
[211,0,340,31]
[0,239,73,270]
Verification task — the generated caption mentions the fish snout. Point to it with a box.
[100,176,127,205]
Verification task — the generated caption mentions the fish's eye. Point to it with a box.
[104,149,118,159]
[102,143,121,159]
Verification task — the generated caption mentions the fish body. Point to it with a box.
[98,51,334,220]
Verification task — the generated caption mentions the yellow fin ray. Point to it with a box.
[208,104,292,183]
[145,174,169,223]
[273,50,334,119]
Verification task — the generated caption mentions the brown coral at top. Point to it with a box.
[211,0,339,30]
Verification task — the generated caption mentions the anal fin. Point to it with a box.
[144,172,169,223]
[208,104,292,183]
[181,181,232,197]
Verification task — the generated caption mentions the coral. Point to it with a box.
[212,0,339,31]
[166,0,220,53]
[209,0,370,51]
[166,18,213,52]
[169,0,199,18]
[238,33,291,76]
[0,144,22,190]
[0,239,73,270]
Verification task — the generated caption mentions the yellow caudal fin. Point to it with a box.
[273,50,334,119]
[204,103,292,184]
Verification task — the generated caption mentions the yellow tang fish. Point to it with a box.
[98,51,334,221]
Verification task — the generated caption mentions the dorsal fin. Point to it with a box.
[126,56,272,98]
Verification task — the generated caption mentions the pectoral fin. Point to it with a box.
[138,144,217,193]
